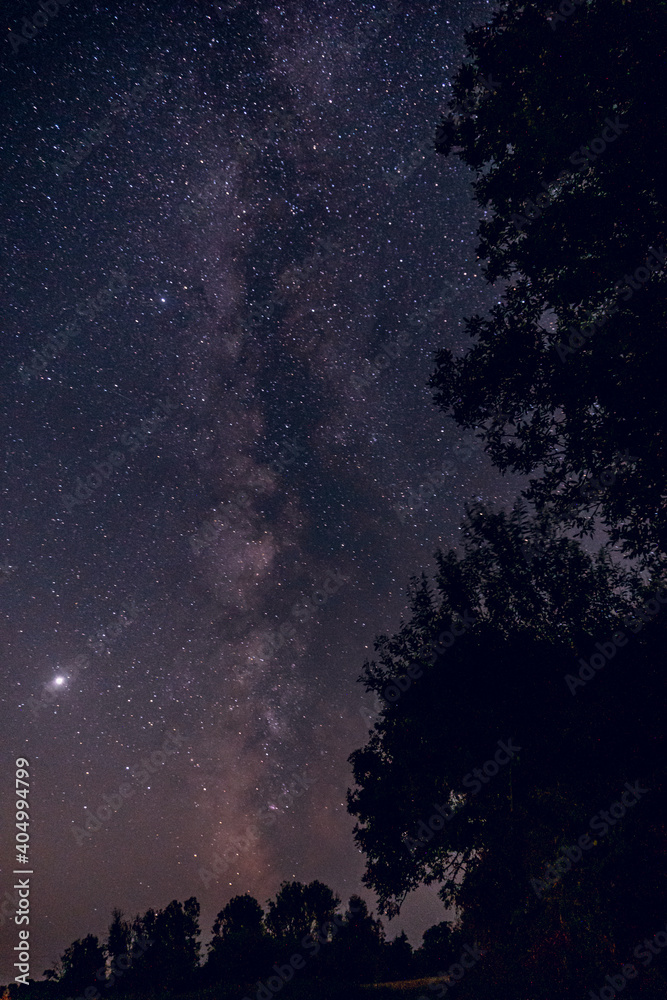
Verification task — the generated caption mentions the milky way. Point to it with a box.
[0,0,520,976]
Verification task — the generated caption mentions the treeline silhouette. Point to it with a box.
[345,0,667,998]
[5,883,466,999]
[9,2,667,999]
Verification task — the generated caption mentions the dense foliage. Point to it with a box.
[347,505,667,997]
[8,883,451,999]
[347,1,667,997]
[431,0,667,564]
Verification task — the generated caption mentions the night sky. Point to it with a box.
[0,0,521,978]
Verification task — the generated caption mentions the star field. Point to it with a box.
[0,0,520,976]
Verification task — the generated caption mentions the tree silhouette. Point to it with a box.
[265,880,340,948]
[416,919,464,977]
[347,503,667,998]
[105,909,131,991]
[57,935,105,998]
[124,909,158,994]
[325,895,385,983]
[382,930,414,982]
[219,893,264,937]
[151,898,200,992]
[206,894,272,983]
[431,0,667,565]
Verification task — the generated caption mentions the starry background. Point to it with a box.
[0,0,520,979]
